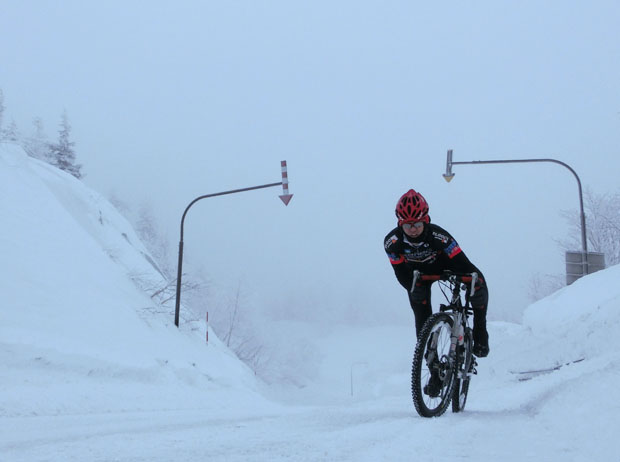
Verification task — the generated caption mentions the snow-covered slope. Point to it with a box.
[523,262,620,361]
[0,143,270,417]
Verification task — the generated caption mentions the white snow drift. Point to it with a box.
[0,143,269,418]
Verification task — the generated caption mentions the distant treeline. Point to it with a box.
[0,88,82,179]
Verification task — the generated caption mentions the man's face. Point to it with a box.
[402,221,424,238]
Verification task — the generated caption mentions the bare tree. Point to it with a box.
[107,195,175,278]
[222,281,243,347]
[527,272,565,303]
[529,188,620,303]
[3,119,19,142]
[559,188,620,265]
[135,202,174,277]
[206,280,270,376]
[147,274,202,306]
[23,117,50,162]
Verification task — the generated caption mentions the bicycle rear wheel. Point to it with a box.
[411,312,455,417]
[451,327,474,413]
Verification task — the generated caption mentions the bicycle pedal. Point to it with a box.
[468,359,478,375]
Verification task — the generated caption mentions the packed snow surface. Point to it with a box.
[1,144,618,461]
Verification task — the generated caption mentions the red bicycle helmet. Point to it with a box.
[395,189,430,226]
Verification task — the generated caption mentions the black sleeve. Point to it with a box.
[384,229,412,290]
[447,251,479,275]
[393,263,412,291]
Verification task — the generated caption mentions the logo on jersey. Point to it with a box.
[432,231,449,244]
[384,234,399,251]
[387,252,404,264]
[445,241,462,258]
[404,249,437,264]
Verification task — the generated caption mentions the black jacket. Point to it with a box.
[383,223,483,290]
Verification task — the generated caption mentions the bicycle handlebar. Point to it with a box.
[410,270,478,296]
[419,274,473,282]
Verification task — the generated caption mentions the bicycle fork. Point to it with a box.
[450,313,469,380]
[425,313,464,383]
[452,314,478,379]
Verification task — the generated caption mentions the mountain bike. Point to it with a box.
[410,270,479,417]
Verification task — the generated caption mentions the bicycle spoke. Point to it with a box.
[412,313,456,417]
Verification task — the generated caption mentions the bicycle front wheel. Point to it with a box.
[411,312,455,418]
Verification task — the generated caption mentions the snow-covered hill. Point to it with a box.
[1,142,619,461]
[0,143,271,417]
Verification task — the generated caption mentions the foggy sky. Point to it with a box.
[2,1,619,325]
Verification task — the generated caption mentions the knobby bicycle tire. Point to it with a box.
[411,312,456,418]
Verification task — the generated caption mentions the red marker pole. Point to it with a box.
[206,311,209,344]
[279,160,293,206]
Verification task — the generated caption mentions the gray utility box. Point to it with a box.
[566,251,606,285]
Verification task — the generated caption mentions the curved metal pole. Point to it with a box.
[174,182,282,327]
[446,151,588,276]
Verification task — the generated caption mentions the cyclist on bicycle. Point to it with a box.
[384,189,490,357]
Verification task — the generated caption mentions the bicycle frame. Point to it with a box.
[413,270,478,377]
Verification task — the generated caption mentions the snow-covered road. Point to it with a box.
[3,320,618,462]
[1,381,610,462]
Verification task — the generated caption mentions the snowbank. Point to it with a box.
[0,143,269,417]
[523,263,620,361]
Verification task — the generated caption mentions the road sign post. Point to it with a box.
[174,161,293,327]
[443,149,589,279]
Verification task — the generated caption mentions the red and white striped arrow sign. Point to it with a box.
[279,160,293,206]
